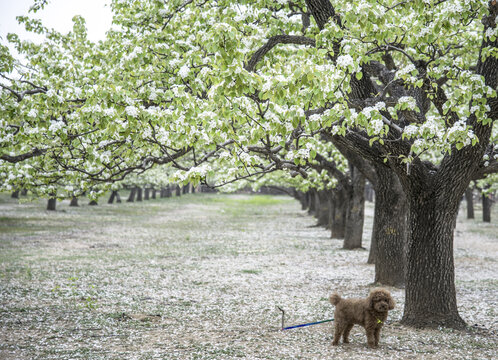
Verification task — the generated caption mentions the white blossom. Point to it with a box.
[404,124,418,137]
[125,105,139,117]
[178,64,190,78]
[398,96,417,110]
[336,54,354,69]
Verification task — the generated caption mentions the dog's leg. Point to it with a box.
[332,322,345,346]
[374,327,382,347]
[342,324,354,343]
[366,328,377,348]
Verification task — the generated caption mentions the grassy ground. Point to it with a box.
[0,192,496,360]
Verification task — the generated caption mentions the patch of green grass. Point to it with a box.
[240,269,261,275]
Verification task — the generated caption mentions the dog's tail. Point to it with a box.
[329,293,341,306]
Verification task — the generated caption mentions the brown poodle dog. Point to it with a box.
[329,288,395,348]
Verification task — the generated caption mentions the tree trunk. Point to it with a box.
[89,200,98,206]
[70,196,79,207]
[297,191,308,210]
[401,194,465,329]
[343,165,365,249]
[372,165,407,287]
[136,187,143,201]
[307,190,317,215]
[465,187,475,219]
[108,191,118,204]
[330,188,346,239]
[127,188,136,202]
[482,193,491,223]
[367,210,377,264]
[47,198,56,211]
[165,185,172,198]
[11,190,19,199]
[176,185,182,196]
[144,188,150,200]
[365,182,374,202]
[151,188,156,199]
[314,191,330,227]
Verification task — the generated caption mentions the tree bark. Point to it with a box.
[307,189,317,215]
[372,165,407,287]
[136,187,143,201]
[11,190,19,199]
[365,182,374,202]
[367,210,377,264]
[482,193,491,223]
[315,190,330,227]
[108,191,118,204]
[70,196,79,207]
[89,200,98,206]
[127,188,136,202]
[465,187,475,219]
[151,188,156,199]
[402,193,465,329]
[47,197,56,211]
[144,188,150,200]
[298,191,308,210]
[176,185,182,196]
[330,188,346,239]
[343,164,365,249]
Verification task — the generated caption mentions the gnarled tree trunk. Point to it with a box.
[127,188,136,202]
[108,191,119,204]
[482,193,492,223]
[70,196,79,207]
[330,188,346,239]
[343,165,365,249]
[465,187,474,219]
[315,190,330,227]
[372,165,406,287]
[402,192,465,328]
[47,197,56,211]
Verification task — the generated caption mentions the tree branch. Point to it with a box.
[245,35,315,72]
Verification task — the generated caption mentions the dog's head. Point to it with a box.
[368,288,395,313]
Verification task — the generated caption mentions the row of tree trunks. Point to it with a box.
[482,194,492,222]
[465,187,494,222]
[108,191,122,204]
[44,183,197,210]
[295,163,366,250]
[370,165,407,288]
[343,164,366,249]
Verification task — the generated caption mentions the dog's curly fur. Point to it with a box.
[329,288,395,348]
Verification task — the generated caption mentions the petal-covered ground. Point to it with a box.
[0,193,496,359]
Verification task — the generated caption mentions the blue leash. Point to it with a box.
[277,306,334,331]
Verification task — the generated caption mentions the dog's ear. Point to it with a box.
[368,292,376,310]
[388,295,395,310]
